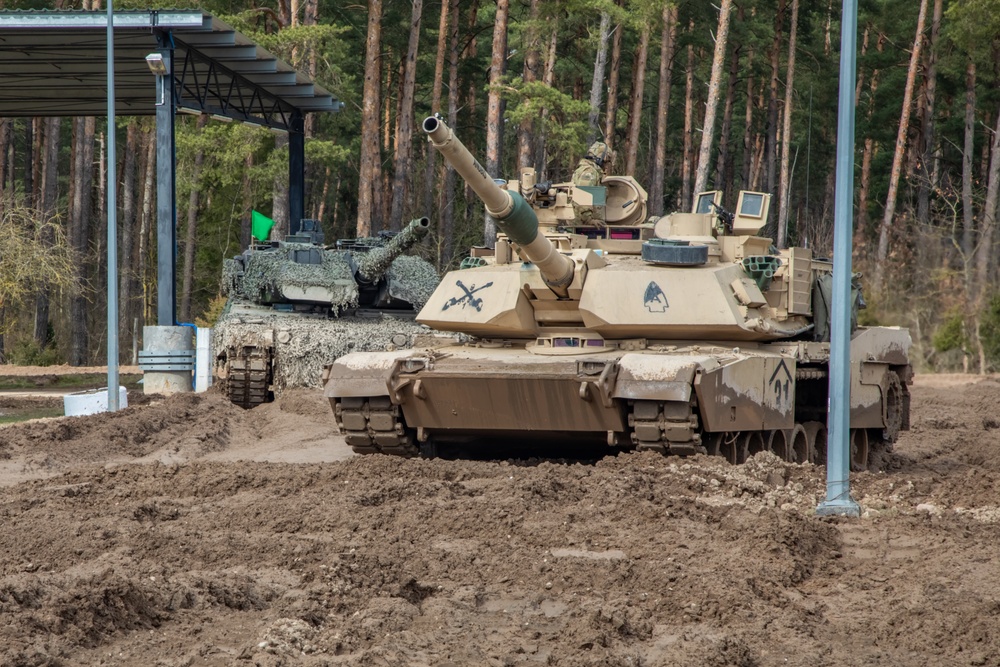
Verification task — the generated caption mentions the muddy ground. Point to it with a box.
[0,373,997,666]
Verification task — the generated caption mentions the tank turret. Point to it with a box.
[356,217,430,284]
[324,120,912,469]
[423,116,575,295]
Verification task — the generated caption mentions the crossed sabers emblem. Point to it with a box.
[442,279,493,312]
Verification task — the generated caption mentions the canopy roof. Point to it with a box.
[0,10,341,127]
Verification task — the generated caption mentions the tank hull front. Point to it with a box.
[323,326,912,465]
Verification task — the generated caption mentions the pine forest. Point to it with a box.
[1,0,998,373]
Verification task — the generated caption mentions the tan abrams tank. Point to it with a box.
[323,117,911,467]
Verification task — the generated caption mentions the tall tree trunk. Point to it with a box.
[916,0,942,229]
[776,0,799,248]
[389,0,423,231]
[762,0,786,239]
[680,23,695,212]
[962,60,976,259]
[586,12,611,145]
[715,18,741,191]
[859,137,875,234]
[30,119,43,210]
[534,26,559,178]
[68,116,96,366]
[604,18,623,149]
[741,44,755,192]
[517,0,541,171]
[315,166,332,222]
[650,6,678,217]
[240,152,254,251]
[693,0,733,197]
[856,33,882,233]
[357,0,383,237]
[269,133,290,239]
[440,0,461,268]
[623,26,650,176]
[0,119,10,193]
[23,119,33,209]
[484,0,510,247]
[380,55,396,230]
[119,122,139,356]
[130,129,151,359]
[423,0,451,220]
[180,113,208,322]
[33,117,60,349]
[873,0,928,293]
[974,105,1000,373]
[974,106,1000,303]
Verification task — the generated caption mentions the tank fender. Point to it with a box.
[613,354,720,402]
[848,328,912,428]
[695,355,796,432]
[322,349,416,399]
[850,361,888,429]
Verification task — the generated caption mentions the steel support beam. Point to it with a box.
[155,32,177,326]
[289,109,304,235]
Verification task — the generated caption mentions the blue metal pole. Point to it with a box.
[106,1,119,412]
[817,0,860,516]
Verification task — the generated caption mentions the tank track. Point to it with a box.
[629,399,705,455]
[626,395,902,470]
[226,347,272,409]
[335,397,418,457]
[336,375,907,468]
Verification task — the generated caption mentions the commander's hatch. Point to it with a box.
[731,191,770,235]
[692,190,722,215]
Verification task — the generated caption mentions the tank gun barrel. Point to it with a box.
[422,115,574,295]
[356,216,430,284]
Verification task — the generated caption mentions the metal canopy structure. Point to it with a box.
[0,10,340,126]
[0,10,341,326]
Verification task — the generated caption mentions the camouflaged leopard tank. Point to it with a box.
[322,116,911,468]
[215,217,439,408]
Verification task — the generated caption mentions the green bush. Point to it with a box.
[979,294,1000,369]
[195,295,229,328]
[7,338,62,366]
[932,312,966,353]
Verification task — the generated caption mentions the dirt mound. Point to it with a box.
[0,374,999,665]
[0,390,256,467]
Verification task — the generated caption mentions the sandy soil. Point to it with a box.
[0,374,998,666]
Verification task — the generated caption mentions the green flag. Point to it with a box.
[251,210,275,242]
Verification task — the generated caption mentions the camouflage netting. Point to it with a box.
[214,310,433,390]
[386,256,439,309]
[237,244,359,309]
[221,258,241,297]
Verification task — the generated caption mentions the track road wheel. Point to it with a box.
[703,433,723,457]
[740,431,766,463]
[803,421,827,465]
[883,371,904,443]
[787,424,809,464]
[850,428,870,472]
[717,433,740,464]
[766,429,791,461]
